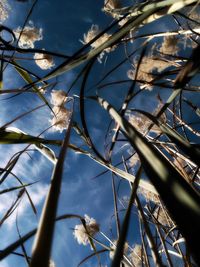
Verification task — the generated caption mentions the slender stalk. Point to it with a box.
[136,196,164,267]
[30,113,73,267]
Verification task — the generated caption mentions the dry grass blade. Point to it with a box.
[13,60,52,112]
[183,98,200,118]
[111,167,142,267]
[0,181,36,195]
[35,143,57,164]
[107,47,146,160]
[94,96,200,265]
[30,108,73,267]
[111,174,120,238]
[79,59,107,163]
[69,143,158,195]
[136,196,163,266]
[77,249,108,267]
[0,127,62,146]
[0,229,37,261]
[16,216,30,265]
[0,169,37,215]
[0,214,83,261]
[153,217,174,267]
[1,103,46,129]
[131,109,200,167]
[174,44,200,88]
[0,189,25,227]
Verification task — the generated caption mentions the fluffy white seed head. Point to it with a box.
[80,24,100,45]
[104,0,121,10]
[73,214,99,246]
[34,52,55,70]
[14,25,43,48]
[50,106,71,132]
[80,24,116,62]
[138,187,160,204]
[103,0,121,19]
[127,56,174,90]
[51,90,67,106]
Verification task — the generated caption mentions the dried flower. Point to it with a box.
[127,111,165,135]
[182,6,200,28]
[127,56,173,90]
[34,52,55,70]
[73,214,99,246]
[14,25,43,49]
[109,240,129,259]
[51,90,67,106]
[104,0,121,10]
[0,0,10,22]
[50,90,70,132]
[80,24,99,45]
[159,35,180,55]
[80,24,116,62]
[173,157,188,172]
[129,244,142,267]
[50,106,71,132]
[173,156,195,182]
[127,113,157,135]
[128,153,139,170]
[138,187,160,204]
[153,206,171,226]
[103,0,121,17]
[127,113,148,133]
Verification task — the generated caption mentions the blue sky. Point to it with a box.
[0,1,200,267]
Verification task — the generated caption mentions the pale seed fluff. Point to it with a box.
[159,35,179,55]
[138,187,160,204]
[81,24,113,51]
[153,206,170,226]
[127,56,174,90]
[73,214,99,246]
[127,112,163,135]
[50,106,71,132]
[129,244,142,267]
[14,25,43,49]
[109,240,129,259]
[80,24,116,62]
[103,0,121,19]
[104,0,121,10]
[34,52,55,70]
[80,24,99,45]
[128,153,139,170]
[0,0,10,22]
[49,259,56,267]
[51,90,67,106]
